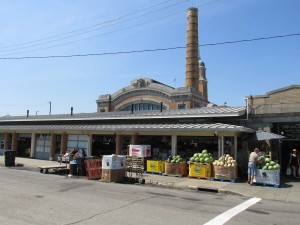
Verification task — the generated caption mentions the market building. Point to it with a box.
[0,7,299,179]
[243,85,300,173]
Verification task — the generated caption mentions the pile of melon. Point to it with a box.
[166,155,185,163]
[189,149,214,163]
[257,156,280,170]
[213,154,237,167]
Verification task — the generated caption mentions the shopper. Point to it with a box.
[288,149,299,179]
[248,148,259,185]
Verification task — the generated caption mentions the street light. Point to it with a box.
[48,101,51,115]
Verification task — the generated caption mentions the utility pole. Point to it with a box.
[48,101,51,115]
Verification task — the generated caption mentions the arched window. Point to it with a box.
[118,102,166,111]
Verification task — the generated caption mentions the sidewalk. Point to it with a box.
[1,156,300,204]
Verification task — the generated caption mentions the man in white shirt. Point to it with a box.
[248,148,259,184]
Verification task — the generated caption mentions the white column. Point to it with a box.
[30,133,36,158]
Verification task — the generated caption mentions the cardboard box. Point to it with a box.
[129,145,151,157]
[213,165,237,180]
[165,162,187,176]
[255,169,280,185]
[102,155,126,170]
[101,168,126,183]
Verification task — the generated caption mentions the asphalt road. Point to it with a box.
[0,167,299,225]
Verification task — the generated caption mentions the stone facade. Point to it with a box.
[96,78,207,112]
[247,85,300,115]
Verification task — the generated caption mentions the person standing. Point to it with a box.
[248,148,259,185]
[288,149,299,179]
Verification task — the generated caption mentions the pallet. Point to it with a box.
[188,175,210,180]
[53,168,70,175]
[253,182,280,188]
[38,165,67,174]
[144,171,163,175]
[163,173,185,177]
[210,177,237,183]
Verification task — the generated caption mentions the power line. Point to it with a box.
[0,102,48,107]
[0,1,189,56]
[0,32,299,60]
[0,0,188,54]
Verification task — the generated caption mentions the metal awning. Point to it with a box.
[0,123,254,133]
[248,130,285,141]
[0,106,246,122]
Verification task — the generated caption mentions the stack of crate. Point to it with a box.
[101,155,126,183]
[126,156,144,182]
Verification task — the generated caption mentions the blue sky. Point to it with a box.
[0,0,299,116]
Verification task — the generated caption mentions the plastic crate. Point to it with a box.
[146,160,165,173]
[189,162,212,178]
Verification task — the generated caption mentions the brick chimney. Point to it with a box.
[185,7,199,91]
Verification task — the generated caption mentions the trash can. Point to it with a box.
[76,157,86,176]
[4,150,16,167]
[69,160,77,175]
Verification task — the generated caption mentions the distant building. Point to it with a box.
[96,8,209,113]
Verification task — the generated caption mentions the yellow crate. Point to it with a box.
[189,163,212,178]
[147,160,165,173]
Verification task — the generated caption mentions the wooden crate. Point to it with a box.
[84,159,102,180]
[189,162,212,178]
[101,168,126,183]
[213,166,237,180]
[164,162,187,176]
[146,160,165,173]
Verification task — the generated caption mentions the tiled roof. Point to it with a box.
[0,106,246,122]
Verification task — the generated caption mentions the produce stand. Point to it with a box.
[255,155,281,187]
[146,160,165,174]
[211,165,238,182]
[254,169,280,188]
[164,162,187,177]
[188,162,212,179]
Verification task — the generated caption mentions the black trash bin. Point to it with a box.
[4,150,16,167]
[69,163,77,175]
[76,157,86,176]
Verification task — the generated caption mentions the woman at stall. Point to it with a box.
[288,149,299,179]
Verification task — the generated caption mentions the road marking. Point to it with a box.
[203,197,262,225]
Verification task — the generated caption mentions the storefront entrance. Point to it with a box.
[17,134,31,157]
[92,135,115,157]
[177,136,218,160]
[280,139,300,175]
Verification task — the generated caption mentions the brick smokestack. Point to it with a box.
[185,7,199,90]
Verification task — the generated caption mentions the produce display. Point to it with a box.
[257,156,280,170]
[212,154,238,180]
[255,155,281,186]
[166,155,185,163]
[213,154,237,167]
[189,149,214,163]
